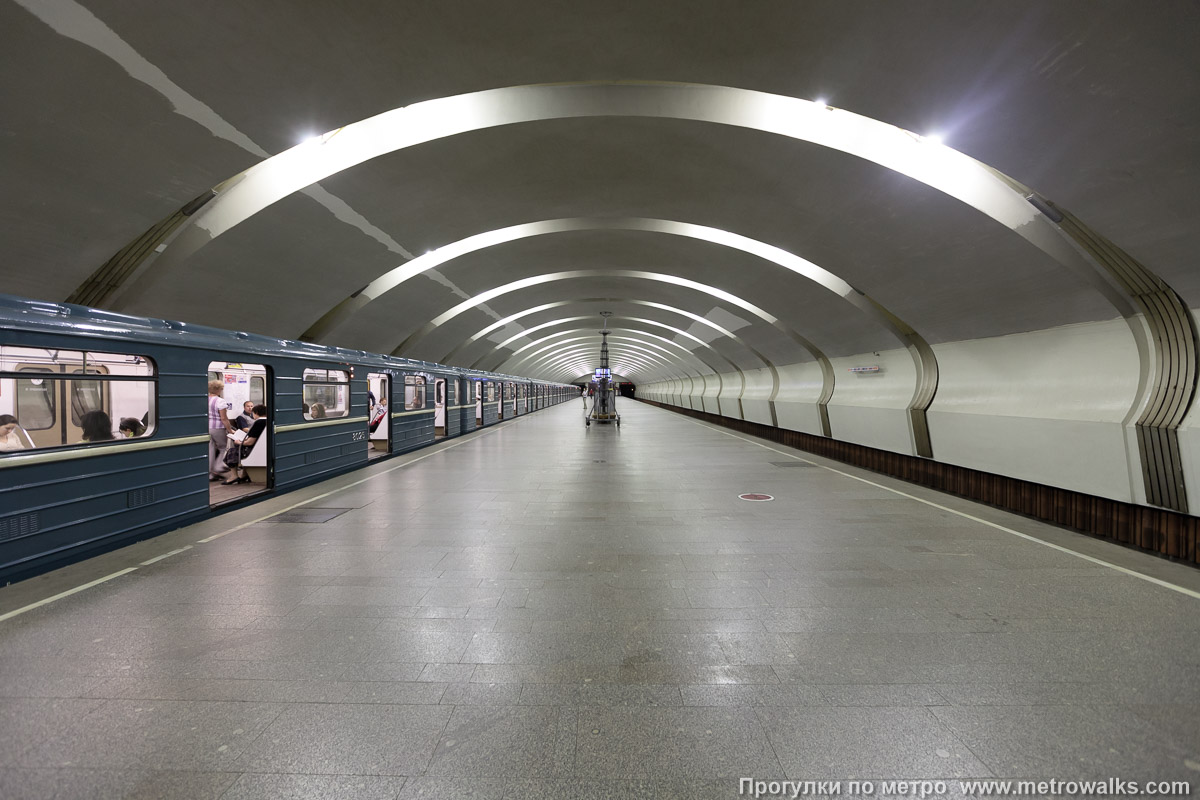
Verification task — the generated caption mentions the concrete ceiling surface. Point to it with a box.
[2,0,1196,382]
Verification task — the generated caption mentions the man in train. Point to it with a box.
[236,400,256,432]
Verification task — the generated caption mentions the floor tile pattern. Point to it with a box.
[1,401,1198,798]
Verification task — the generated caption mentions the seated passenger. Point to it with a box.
[80,410,115,442]
[236,400,255,432]
[222,404,268,485]
[0,415,28,451]
[310,402,326,419]
[119,417,146,438]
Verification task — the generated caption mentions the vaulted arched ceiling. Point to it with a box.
[2,0,1196,402]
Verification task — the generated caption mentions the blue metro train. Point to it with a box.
[0,295,576,584]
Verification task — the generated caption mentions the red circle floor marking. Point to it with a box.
[739,493,774,501]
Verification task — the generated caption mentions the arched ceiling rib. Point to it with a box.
[512,336,684,377]
[103,81,1141,328]
[498,330,715,382]
[474,316,736,376]
[385,268,830,367]
[299,217,922,360]
[446,299,767,377]
[530,346,665,381]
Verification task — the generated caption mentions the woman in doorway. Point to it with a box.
[208,380,235,480]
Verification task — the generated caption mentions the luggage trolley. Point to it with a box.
[586,312,620,428]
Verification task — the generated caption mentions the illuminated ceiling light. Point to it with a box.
[923,133,944,146]
[814,98,827,110]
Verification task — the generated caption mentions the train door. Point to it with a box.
[367,372,390,459]
[456,376,465,431]
[475,380,483,425]
[208,361,271,505]
[511,383,518,417]
[434,378,447,438]
[497,383,505,420]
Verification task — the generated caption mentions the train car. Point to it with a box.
[0,294,575,584]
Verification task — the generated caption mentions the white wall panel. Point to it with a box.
[700,372,721,414]
[928,318,1139,501]
[826,349,916,453]
[772,361,826,435]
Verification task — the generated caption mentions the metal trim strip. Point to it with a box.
[276,416,368,433]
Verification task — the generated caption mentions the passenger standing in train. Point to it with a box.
[0,415,27,451]
[222,404,268,485]
[236,400,255,432]
[208,380,234,480]
[79,410,115,442]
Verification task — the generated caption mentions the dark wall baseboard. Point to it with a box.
[639,398,1199,566]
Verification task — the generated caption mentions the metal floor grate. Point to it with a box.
[263,508,353,524]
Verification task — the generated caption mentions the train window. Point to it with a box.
[70,368,108,426]
[16,370,55,430]
[487,383,495,402]
[0,346,156,453]
[302,368,350,420]
[250,376,265,405]
[404,375,426,410]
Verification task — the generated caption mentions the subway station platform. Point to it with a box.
[0,400,1198,799]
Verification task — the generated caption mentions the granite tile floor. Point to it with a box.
[1,400,1198,799]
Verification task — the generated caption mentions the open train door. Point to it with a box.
[207,361,271,505]
[367,372,390,459]
[434,378,447,438]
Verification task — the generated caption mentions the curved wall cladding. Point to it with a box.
[641,316,1200,527]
